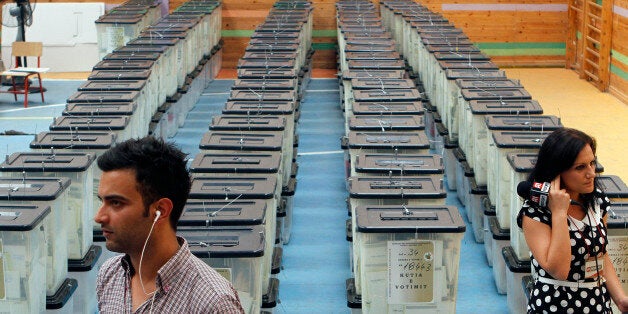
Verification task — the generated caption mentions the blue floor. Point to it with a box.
[0,78,509,313]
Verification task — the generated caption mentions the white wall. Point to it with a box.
[1,2,104,72]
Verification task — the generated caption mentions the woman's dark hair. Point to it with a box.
[527,127,599,209]
[97,136,191,230]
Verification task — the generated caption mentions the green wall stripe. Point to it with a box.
[312,42,337,50]
[611,64,628,80]
[611,64,628,81]
[222,30,254,37]
[476,42,565,56]
[612,49,628,66]
[312,30,337,37]
[476,42,565,50]
[222,30,337,37]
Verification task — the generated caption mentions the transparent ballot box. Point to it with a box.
[0,204,50,313]
[0,177,71,296]
[502,246,530,314]
[179,225,266,314]
[487,130,550,228]
[607,202,628,314]
[188,175,278,294]
[0,152,95,260]
[68,245,103,314]
[352,101,424,116]
[488,216,510,294]
[355,205,465,314]
[347,115,424,138]
[351,153,443,178]
[29,131,117,232]
[466,99,543,186]
[180,199,267,227]
[95,16,145,59]
[348,175,447,295]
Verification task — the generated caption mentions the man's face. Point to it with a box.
[94,168,152,254]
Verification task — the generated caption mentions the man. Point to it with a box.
[95,137,244,313]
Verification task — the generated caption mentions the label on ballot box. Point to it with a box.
[388,241,434,303]
[607,236,628,290]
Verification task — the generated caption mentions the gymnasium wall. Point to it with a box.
[611,0,628,102]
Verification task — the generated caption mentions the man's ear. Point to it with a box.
[153,198,174,222]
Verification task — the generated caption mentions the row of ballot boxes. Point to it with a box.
[336,1,467,313]
[381,0,628,313]
[175,1,314,313]
[0,0,224,311]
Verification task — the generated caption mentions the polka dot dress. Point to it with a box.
[516,190,613,313]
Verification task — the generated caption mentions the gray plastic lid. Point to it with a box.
[245,43,299,52]
[353,89,422,102]
[232,78,298,91]
[347,131,430,150]
[114,46,168,53]
[502,245,530,272]
[445,68,504,80]
[354,153,443,174]
[486,115,562,131]
[607,203,628,229]
[491,130,550,149]
[1,152,95,172]
[461,88,531,101]
[180,199,267,226]
[78,80,146,91]
[344,44,396,53]
[189,152,281,174]
[189,175,277,200]
[63,102,136,116]
[93,60,154,70]
[67,90,140,103]
[506,153,537,173]
[352,101,425,115]
[455,78,522,89]
[30,131,117,150]
[0,177,71,200]
[439,60,498,71]
[236,68,298,79]
[469,99,543,115]
[199,131,283,151]
[179,225,265,258]
[103,51,161,61]
[345,51,401,61]
[242,51,299,60]
[489,216,510,239]
[355,205,465,233]
[421,38,473,46]
[351,78,416,90]
[347,60,406,70]
[128,37,180,46]
[349,115,425,131]
[50,116,129,132]
[599,175,628,198]
[341,69,405,80]
[222,100,295,115]
[88,70,152,80]
[236,59,297,70]
[0,204,50,231]
[348,175,446,199]
[229,90,297,102]
[210,115,286,131]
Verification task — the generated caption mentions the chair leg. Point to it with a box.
[24,76,29,108]
[10,77,17,101]
[38,74,45,103]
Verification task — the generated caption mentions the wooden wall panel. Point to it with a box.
[610,2,628,102]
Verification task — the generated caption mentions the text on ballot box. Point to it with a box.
[388,241,435,303]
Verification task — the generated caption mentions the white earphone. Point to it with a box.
[154,210,161,222]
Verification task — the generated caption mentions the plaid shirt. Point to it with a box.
[96,237,244,313]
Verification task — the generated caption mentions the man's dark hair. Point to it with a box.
[97,136,191,230]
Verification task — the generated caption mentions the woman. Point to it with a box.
[517,128,628,313]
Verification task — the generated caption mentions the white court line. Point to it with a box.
[0,116,54,120]
[201,92,230,96]
[0,103,65,114]
[298,150,344,156]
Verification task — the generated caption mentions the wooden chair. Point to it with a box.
[0,41,49,108]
